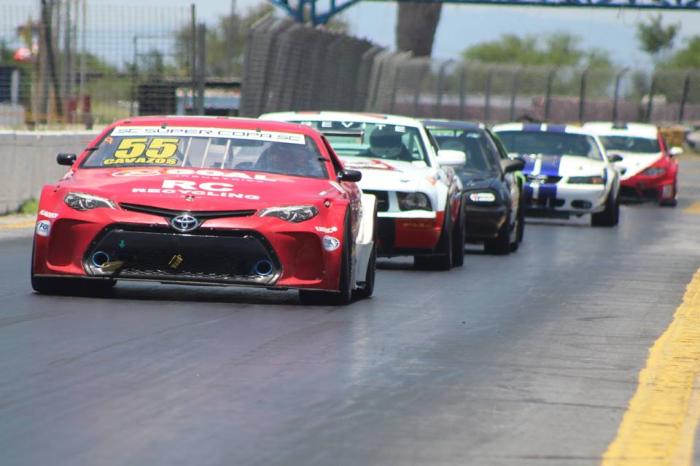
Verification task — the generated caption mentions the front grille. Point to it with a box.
[363,190,389,212]
[526,175,562,184]
[84,225,280,286]
[120,203,256,219]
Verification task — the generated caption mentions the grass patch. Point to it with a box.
[16,198,38,215]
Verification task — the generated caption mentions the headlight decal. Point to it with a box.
[64,192,116,211]
[259,205,319,223]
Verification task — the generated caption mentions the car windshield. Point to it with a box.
[81,126,328,178]
[496,131,603,160]
[599,135,660,154]
[428,128,499,174]
[294,120,430,166]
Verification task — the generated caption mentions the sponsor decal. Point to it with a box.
[131,180,261,200]
[39,209,58,219]
[111,126,306,145]
[111,168,279,182]
[342,159,396,171]
[112,168,162,177]
[102,137,179,166]
[315,226,338,234]
[35,220,51,237]
[322,235,341,251]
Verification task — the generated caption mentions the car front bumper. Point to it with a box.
[375,211,444,256]
[32,209,346,291]
[463,204,508,240]
[523,183,608,216]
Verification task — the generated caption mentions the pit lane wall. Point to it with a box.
[0,131,99,214]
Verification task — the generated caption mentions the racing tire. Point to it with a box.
[414,206,453,271]
[451,198,465,267]
[299,211,353,306]
[353,242,376,300]
[659,181,678,207]
[484,220,511,255]
[591,191,620,227]
[515,189,525,245]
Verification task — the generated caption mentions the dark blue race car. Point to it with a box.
[424,120,525,254]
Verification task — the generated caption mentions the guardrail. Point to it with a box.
[0,131,98,213]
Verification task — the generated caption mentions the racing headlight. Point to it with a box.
[568,176,605,185]
[397,192,432,211]
[467,191,497,203]
[259,205,319,223]
[642,167,666,177]
[64,192,116,211]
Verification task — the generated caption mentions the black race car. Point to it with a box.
[424,120,525,254]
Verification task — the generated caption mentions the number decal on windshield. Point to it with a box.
[104,138,180,166]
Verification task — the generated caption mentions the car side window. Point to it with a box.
[321,135,343,176]
[488,130,510,160]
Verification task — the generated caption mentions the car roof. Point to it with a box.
[260,111,423,127]
[492,122,595,136]
[422,119,486,131]
[583,121,659,139]
[109,115,321,138]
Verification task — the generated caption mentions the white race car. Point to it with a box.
[261,111,466,269]
[493,123,620,227]
[584,122,680,206]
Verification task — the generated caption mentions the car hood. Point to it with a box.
[610,151,663,179]
[339,156,435,193]
[56,167,345,211]
[515,154,606,178]
[458,172,501,191]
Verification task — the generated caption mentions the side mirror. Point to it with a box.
[669,146,683,157]
[501,158,525,173]
[437,149,466,167]
[607,153,624,163]
[337,169,362,183]
[57,153,77,166]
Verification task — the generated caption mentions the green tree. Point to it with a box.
[175,4,275,77]
[461,33,611,68]
[665,36,700,69]
[636,14,680,65]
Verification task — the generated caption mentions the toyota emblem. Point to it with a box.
[170,214,199,232]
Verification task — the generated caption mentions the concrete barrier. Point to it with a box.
[0,131,99,214]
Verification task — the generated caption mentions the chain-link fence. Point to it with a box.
[0,1,209,128]
[242,18,700,126]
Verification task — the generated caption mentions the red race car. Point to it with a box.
[585,122,680,206]
[31,116,378,304]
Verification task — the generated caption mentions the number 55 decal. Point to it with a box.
[114,138,179,159]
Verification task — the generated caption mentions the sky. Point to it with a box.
[17,0,700,68]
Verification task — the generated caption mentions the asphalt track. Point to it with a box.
[2,160,700,466]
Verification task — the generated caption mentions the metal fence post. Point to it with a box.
[612,68,629,122]
[413,62,428,117]
[434,60,452,118]
[645,74,657,123]
[544,68,557,121]
[195,23,206,115]
[509,69,521,122]
[679,72,691,123]
[459,66,466,120]
[578,67,588,123]
[484,69,493,122]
